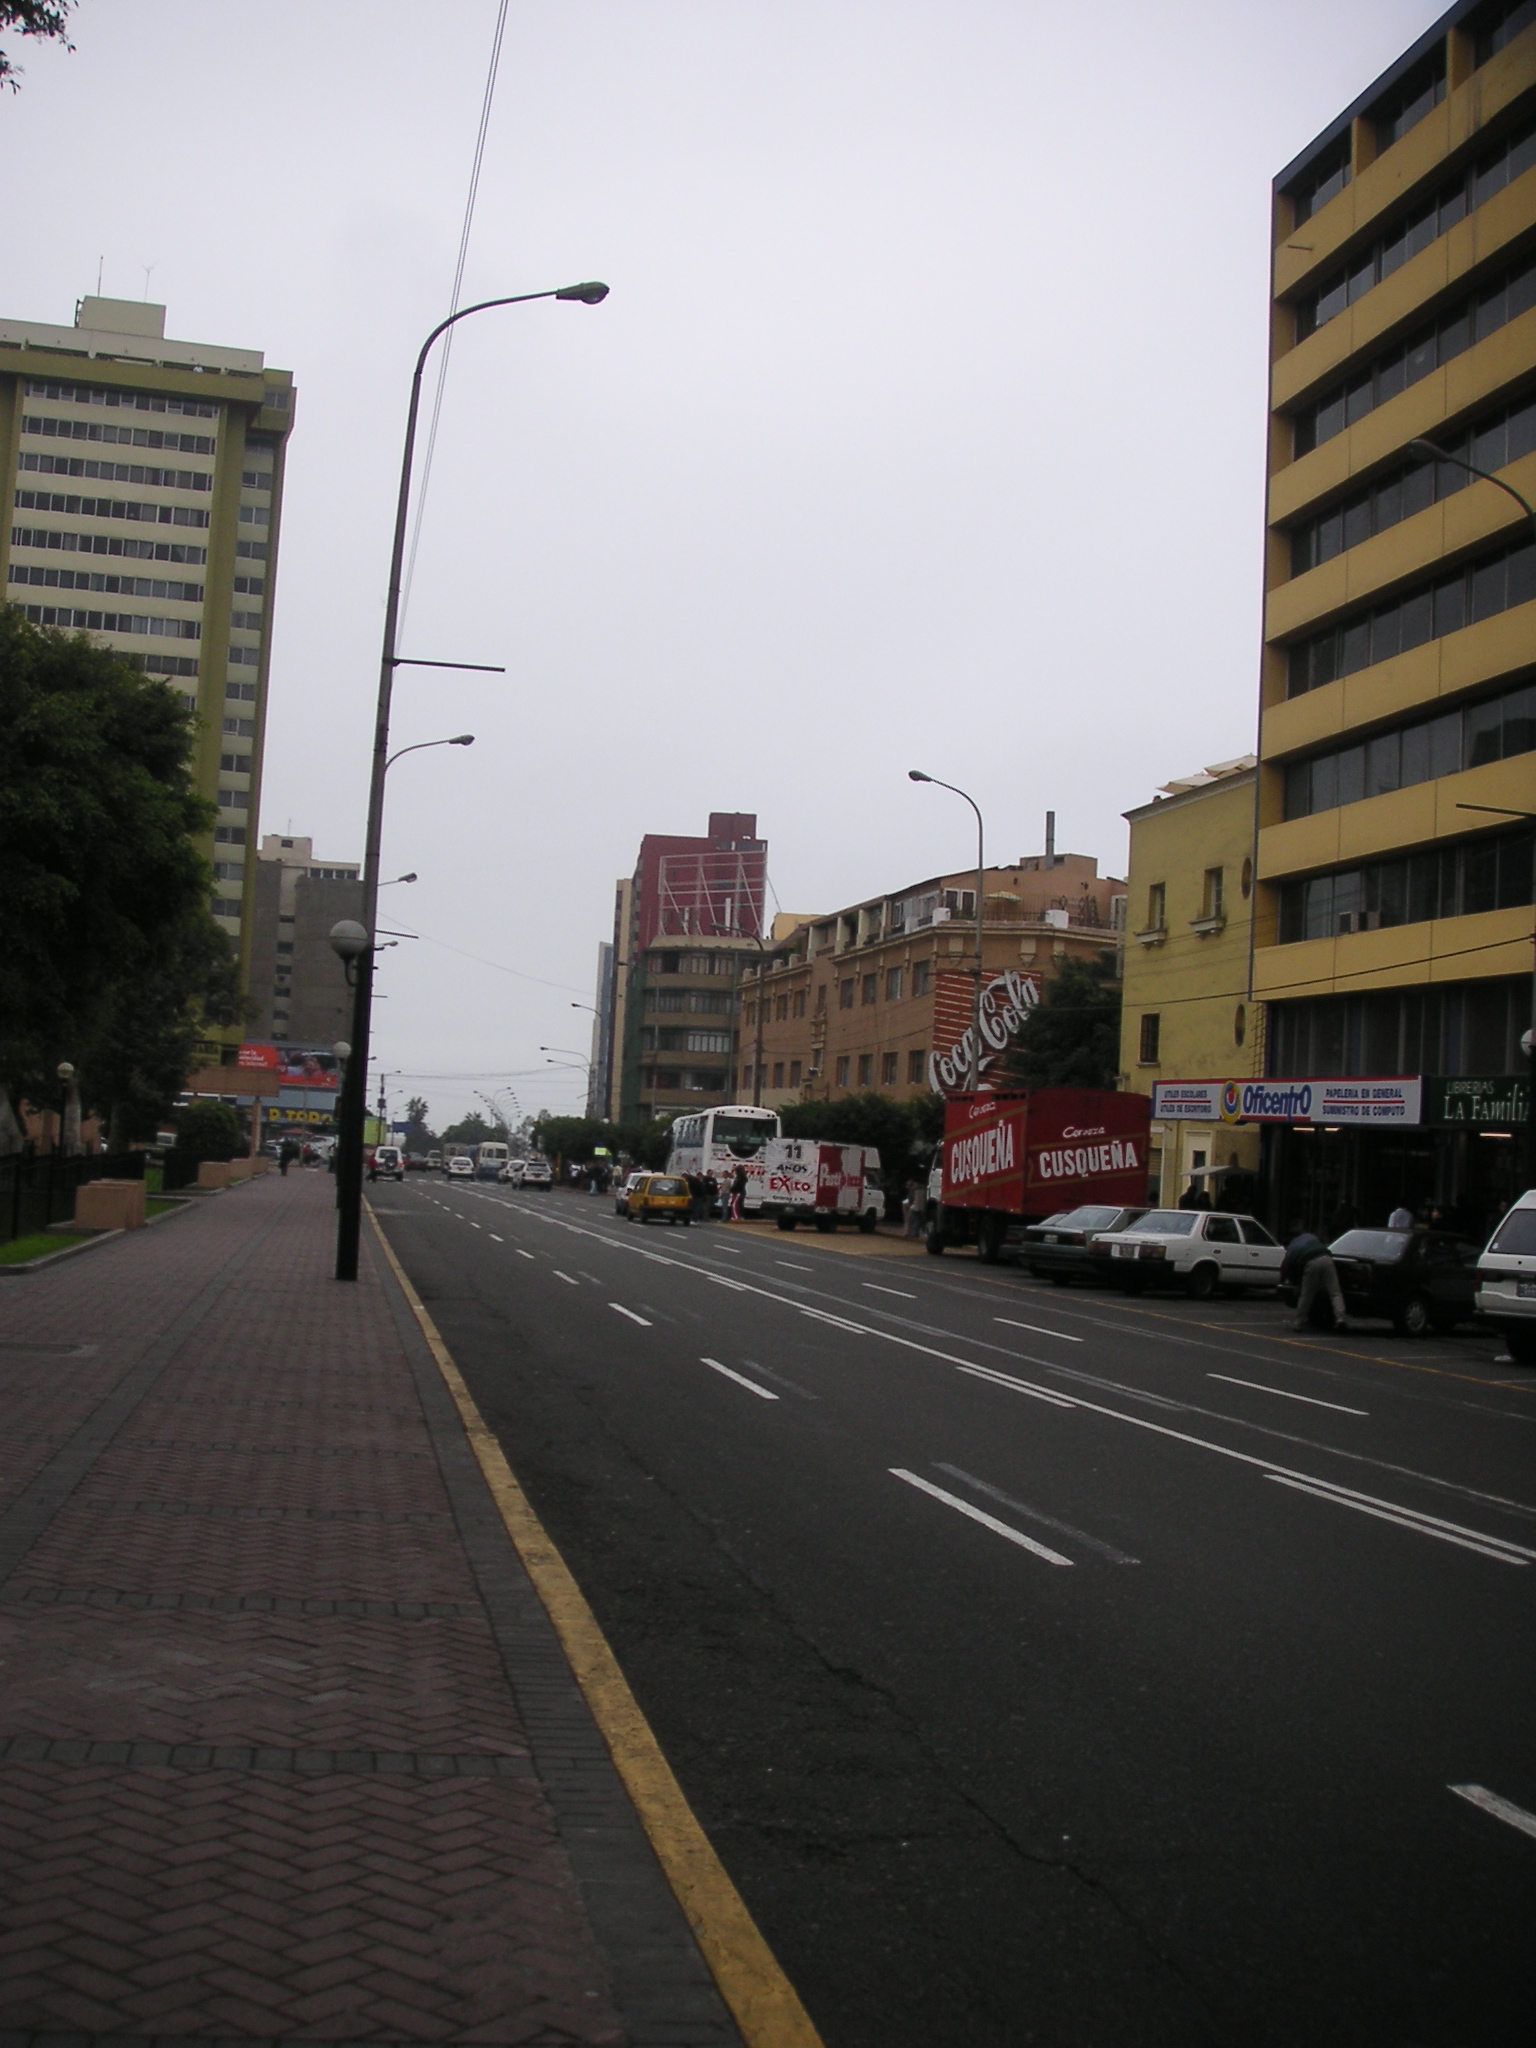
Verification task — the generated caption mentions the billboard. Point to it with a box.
[1151,1077,1423,1125]
[927,968,1039,1096]
[239,1044,342,1091]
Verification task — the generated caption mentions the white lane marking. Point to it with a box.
[489,1234,504,1243]
[710,1274,750,1291]
[1264,1476,1530,1564]
[553,1271,579,1287]
[516,1250,535,1260]
[995,1317,1083,1343]
[935,1462,1140,1564]
[469,1222,482,1230]
[610,1303,652,1327]
[700,1356,779,1401]
[890,1469,1074,1566]
[1210,1373,1368,1416]
[1449,1784,1536,1841]
[955,1362,1077,1409]
[864,1284,916,1299]
[776,1261,813,1271]
[800,1308,870,1335]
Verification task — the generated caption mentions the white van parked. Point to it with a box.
[1476,1189,1536,1364]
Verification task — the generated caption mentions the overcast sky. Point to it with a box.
[7,0,1443,1130]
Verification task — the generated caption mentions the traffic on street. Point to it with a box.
[373,1178,1536,2048]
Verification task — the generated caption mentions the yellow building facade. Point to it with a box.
[1119,760,1262,1205]
[1255,0,1535,1234]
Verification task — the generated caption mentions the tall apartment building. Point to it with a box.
[0,297,295,1058]
[605,813,769,1125]
[1257,0,1535,1231]
[247,834,362,1047]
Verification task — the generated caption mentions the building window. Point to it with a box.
[835,1055,850,1088]
[686,1030,731,1054]
[1292,251,1536,457]
[1139,1014,1161,1064]
[815,984,827,1013]
[1287,534,1536,697]
[1277,826,1535,941]
[839,979,855,1010]
[857,1054,874,1086]
[1269,973,1529,1077]
[1241,858,1253,898]
[1283,680,1536,818]
[861,973,877,1006]
[1284,132,1351,227]
[1367,43,1446,151]
[775,995,789,1022]
[1234,1003,1247,1047]
[1477,0,1536,65]
[1202,868,1224,921]
[1147,882,1166,931]
[881,1051,898,1085]
[789,1060,802,1087]
[886,966,903,1000]
[908,1050,926,1084]
[769,1062,782,1088]
[912,959,931,996]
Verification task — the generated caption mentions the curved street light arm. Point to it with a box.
[908,771,986,1088]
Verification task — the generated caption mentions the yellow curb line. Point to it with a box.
[368,1207,824,2048]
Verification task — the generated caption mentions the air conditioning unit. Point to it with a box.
[932,906,952,922]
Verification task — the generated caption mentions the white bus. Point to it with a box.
[665,1105,781,1211]
[474,1142,509,1182]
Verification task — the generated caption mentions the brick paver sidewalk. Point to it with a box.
[0,1171,740,2047]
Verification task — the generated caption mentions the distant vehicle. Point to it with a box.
[1023,1205,1148,1283]
[371,1145,406,1183]
[405,1153,430,1173]
[498,1158,524,1185]
[519,1156,553,1190]
[925,1089,1152,1263]
[426,1150,442,1170]
[1311,1227,1482,1336]
[447,1154,474,1179]
[474,1142,509,1182]
[763,1139,882,1233]
[627,1173,692,1226]
[666,1105,780,1212]
[1089,1209,1282,1297]
[1477,1190,1536,1362]
[615,1169,646,1215]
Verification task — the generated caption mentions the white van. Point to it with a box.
[1476,1190,1536,1364]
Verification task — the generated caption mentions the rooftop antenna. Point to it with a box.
[1045,810,1056,866]
[95,255,103,293]
[141,262,157,300]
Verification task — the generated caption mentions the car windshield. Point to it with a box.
[1125,1211,1198,1235]
[1487,1208,1536,1255]
[1052,1206,1123,1230]
[649,1177,685,1195]
[1330,1229,1409,1261]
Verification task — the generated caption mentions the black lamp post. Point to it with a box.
[909,770,986,1090]
[333,282,609,1282]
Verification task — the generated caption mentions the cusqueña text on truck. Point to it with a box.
[921,1088,1153,1263]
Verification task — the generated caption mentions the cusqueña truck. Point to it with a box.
[923,1088,1152,1263]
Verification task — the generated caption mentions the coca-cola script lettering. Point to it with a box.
[928,969,1039,1096]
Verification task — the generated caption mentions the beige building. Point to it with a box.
[1257,0,1535,1230]
[0,296,295,1059]
[747,852,1126,1109]
[247,835,361,1047]
[1119,759,1263,1205]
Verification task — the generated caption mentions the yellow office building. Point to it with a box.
[1256,0,1535,1233]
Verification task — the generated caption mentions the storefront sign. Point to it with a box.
[1151,1077,1424,1125]
[928,969,1039,1096]
[240,1044,341,1090]
[1426,1075,1530,1127]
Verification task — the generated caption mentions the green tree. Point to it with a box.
[173,1098,243,1162]
[1,3,74,89]
[0,611,238,1147]
[402,1096,436,1149]
[1003,952,1122,1090]
[439,1112,504,1149]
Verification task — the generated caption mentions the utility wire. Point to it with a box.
[399,0,511,629]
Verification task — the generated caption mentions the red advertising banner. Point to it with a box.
[942,1088,1150,1216]
[927,968,1039,1095]
[238,1045,341,1091]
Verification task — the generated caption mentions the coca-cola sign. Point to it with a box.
[928,968,1039,1096]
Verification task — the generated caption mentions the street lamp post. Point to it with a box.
[909,771,986,1090]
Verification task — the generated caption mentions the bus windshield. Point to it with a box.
[712,1113,775,1156]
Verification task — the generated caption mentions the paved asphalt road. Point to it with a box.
[374,1181,1536,2048]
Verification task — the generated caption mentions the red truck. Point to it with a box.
[923,1088,1153,1263]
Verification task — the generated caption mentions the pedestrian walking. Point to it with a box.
[278,1137,299,1178]
[1387,1202,1414,1230]
[904,1176,925,1237]
[704,1171,719,1219]
[1282,1222,1349,1332]
[728,1164,747,1221]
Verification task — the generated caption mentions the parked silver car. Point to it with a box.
[1088,1209,1284,1298]
[1476,1189,1536,1364]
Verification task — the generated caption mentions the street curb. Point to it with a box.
[368,1206,824,2048]
[0,1227,125,1277]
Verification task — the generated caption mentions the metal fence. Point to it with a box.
[0,1150,147,1246]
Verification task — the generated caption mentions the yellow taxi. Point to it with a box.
[626,1173,693,1226]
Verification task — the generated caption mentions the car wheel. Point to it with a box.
[1504,1327,1536,1365]
[925,1218,945,1256]
[976,1215,1004,1266]
[1184,1262,1220,1301]
[814,1216,835,1234]
[1050,1273,1072,1287]
[777,1215,796,1231]
[1394,1293,1432,1338]
[679,1216,691,1227]
[857,1211,877,1234]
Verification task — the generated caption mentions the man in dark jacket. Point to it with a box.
[1283,1224,1350,1333]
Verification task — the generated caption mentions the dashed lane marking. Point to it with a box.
[1264,1475,1532,1565]
[995,1316,1083,1343]
[554,1271,579,1287]
[890,1468,1074,1566]
[863,1283,916,1299]
[489,1234,504,1243]
[1209,1373,1367,1416]
[1449,1784,1536,1841]
[935,1462,1140,1564]
[610,1303,653,1327]
[700,1357,779,1401]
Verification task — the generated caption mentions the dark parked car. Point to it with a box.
[1287,1228,1483,1336]
[404,1153,431,1173]
[1024,1204,1147,1284]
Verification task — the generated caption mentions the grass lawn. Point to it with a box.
[0,1232,68,1265]
[147,1197,182,1218]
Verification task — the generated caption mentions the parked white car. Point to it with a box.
[1088,1208,1284,1299]
[446,1154,474,1179]
[1476,1189,1536,1364]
